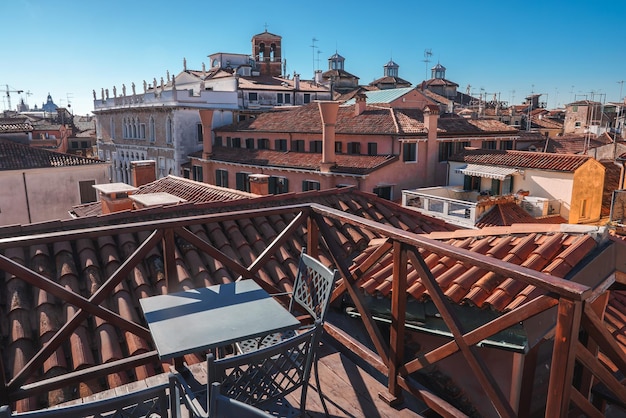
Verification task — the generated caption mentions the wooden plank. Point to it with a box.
[545,299,582,417]
[286,343,425,417]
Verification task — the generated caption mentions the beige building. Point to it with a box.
[0,139,109,225]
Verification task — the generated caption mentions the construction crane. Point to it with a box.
[1,85,24,111]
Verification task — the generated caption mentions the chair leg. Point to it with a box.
[313,355,330,417]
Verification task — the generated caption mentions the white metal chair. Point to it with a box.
[236,249,338,353]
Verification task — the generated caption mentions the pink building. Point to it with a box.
[191,93,518,201]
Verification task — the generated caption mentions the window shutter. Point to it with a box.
[463,175,471,191]
[491,179,501,195]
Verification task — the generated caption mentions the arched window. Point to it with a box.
[122,118,127,138]
[132,117,137,138]
[270,43,276,61]
[166,117,173,144]
[258,43,265,61]
[149,116,155,142]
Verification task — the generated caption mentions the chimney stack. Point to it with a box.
[199,109,215,159]
[131,160,156,187]
[423,105,440,186]
[318,101,339,173]
[294,73,300,90]
[93,183,139,214]
[354,93,367,116]
[248,174,270,195]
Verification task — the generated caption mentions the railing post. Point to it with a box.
[545,298,582,417]
[307,214,319,260]
[163,228,178,293]
[380,240,406,405]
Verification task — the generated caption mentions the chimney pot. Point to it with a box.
[354,93,367,116]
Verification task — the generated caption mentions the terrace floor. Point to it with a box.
[57,337,430,418]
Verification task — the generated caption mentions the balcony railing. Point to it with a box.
[0,203,625,417]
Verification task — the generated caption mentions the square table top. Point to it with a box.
[139,280,300,360]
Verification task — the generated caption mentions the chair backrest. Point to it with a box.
[290,251,338,322]
[207,321,322,409]
[208,383,272,418]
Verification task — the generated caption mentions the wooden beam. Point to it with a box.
[545,299,582,417]
[7,229,162,391]
[397,376,467,418]
[307,214,319,260]
[163,228,177,292]
[323,322,387,376]
[570,387,605,418]
[581,302,626,374]
[408,248,516,417]
[330,239,393,304]
[10,351,159,401]
[309,203,591,301]
[312,211,390,366]
[382,241,407,403]
[403,295,557,375]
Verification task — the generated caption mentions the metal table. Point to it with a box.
[139,280,300,360]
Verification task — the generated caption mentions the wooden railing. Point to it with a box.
[0,203,624,417]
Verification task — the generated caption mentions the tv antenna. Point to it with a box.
[310,37,318,76]
[422,49,432,80]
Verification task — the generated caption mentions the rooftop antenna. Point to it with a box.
[310,37,318,77]
[316,49,323,71]
[422,49,432,80]
[618,80,625,101]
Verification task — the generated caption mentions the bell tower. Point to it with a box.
[252,30,282,77]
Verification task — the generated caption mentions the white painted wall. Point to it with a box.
[448,161,574,218]
[0,164,110,225]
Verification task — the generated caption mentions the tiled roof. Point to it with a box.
[71,175,256,217]
[419,78,459,88]
[358,225,604,311]
[538,134,613,154]
[0,139,105,171]
[437,116,518,135]
[237,75,328,92]
[217,102,399,135]
[0,117,33,133]
[368,76,412,87]
[208,146,397,174]
[1,184,616,410]
[475,202,567,228]
[450,149,592,172]
[217,103,514,138]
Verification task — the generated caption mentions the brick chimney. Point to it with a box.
[354,93,367,116]
[131,160,156,187]
[318,101,339,173]
[199,109,215,159]
[248,174,270,195]
[423,104,440,186]
[93,183,138,214]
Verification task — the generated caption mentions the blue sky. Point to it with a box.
[2,0,625,116]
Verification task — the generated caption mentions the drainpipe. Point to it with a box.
[22,172,32,224]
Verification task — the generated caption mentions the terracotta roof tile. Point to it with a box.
[451,149,592,172]
[0,138,105,170]
[209,146,397,175]
[2,184,613,410]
